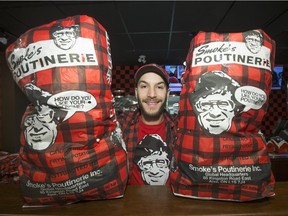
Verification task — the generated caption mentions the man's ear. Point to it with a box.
[135,88,138,99]
[166,89,170,109]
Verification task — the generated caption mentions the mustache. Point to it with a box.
[143,98,161,103]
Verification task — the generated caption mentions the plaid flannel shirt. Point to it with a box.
[117,108,177,175]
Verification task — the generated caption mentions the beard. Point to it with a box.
[137,96,167,122]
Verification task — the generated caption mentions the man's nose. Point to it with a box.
[33,120,44,132]
[148,87,156,97]
[62,36,68,40]
[149,163,159,174]
[209,105,222,116]
[61,33,69,40]
[33,126,43,133]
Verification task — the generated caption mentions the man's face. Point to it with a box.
[194,93,235,135]
[245,34,262,54]
[138,152,170,185]
[53,28,77,50]
[24,110,57,150]
[135,72,169,122]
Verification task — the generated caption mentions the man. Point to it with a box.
[189,70,244,135]
[243,30,263,54]
[50,25,80,50]
[117,64,176,185]
[24,105,58,151]
[22,83,59,150]
[134,134,171,185]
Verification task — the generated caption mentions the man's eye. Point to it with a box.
[143,161,153,166]
[24,116,35,127]
[66,32,73,36]
[218,101,229,106]
[157,85,164,89]
[55,32,64,38]
[202,102,211,106]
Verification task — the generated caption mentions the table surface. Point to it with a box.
[0,182,287,216]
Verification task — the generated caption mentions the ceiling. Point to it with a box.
[0,1,288,66]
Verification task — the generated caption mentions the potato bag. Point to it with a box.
[170,29,275,201]
[5,15,128,207]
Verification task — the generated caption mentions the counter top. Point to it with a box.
[0,182,287,215]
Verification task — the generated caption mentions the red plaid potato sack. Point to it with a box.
[170,29,275,201]
[5,15,128,207]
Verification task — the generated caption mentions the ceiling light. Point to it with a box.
[0,37,7,45]
[138,55,146,64]
[0,28,8,45]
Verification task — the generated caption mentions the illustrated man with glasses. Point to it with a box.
[50,25,80,50]
[24,105,58,151]
[189,71,244,135]
[133,134,172,185]
[243,30,263,54]
[22,83,61,150]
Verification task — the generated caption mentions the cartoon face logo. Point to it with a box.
[138,151,170,185]
[194,93,236,135]
[50,25,80,50]
[24,107,57,150]
[134,134,171,185]
[244,30,263,54]
[190,71,244,135]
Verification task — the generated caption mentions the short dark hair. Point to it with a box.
[189,71,244,113]
[50,25,80,39]
[243,30,264,46]
[133,134,171,164]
